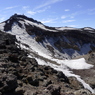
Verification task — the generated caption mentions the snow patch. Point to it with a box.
[56,27,79,31]
[0,22,5,31]
[63,58,93,69]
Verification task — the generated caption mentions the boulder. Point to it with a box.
[47,84,61,95]
[74,89,92,95]
[69,77,83,90]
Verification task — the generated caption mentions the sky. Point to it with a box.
[0,0,95,28]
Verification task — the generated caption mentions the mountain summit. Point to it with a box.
[0,14,95,94]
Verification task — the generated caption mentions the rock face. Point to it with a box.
[0,31,94,95]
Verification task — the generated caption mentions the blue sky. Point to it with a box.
[0,0,95,28]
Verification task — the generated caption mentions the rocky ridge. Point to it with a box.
[0,30,94,95]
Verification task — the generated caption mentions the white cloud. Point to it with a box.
[64,9,70,12]
[5,6,18,10]
[62,20,76,23]
[37,6,51,13]
[26,6,51,16]
[27,11,36,15]
[23,0,63,16]
[61,10,86,20]
[61,15,67,19]
[22,6,29,10]
[34,0,63,10]
[61,15,74,19]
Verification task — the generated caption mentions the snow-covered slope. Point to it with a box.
[0,14,95,93]
[1,14,95,59]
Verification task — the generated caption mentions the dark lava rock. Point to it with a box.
[0,74,17,93]
[43,79,52,87]
[47,84,61,95]
[57,71,69,83]
[15,87,24,95]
